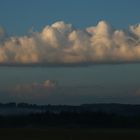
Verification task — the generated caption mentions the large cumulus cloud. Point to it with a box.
[1,21,140,65]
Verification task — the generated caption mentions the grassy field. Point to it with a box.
[0,128,140,140]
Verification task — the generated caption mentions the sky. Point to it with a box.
[0,0,140,35]
[0,0,140,104]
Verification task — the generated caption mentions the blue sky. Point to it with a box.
[0,0,140,35]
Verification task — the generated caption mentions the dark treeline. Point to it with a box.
[0,103,140,128]
[0,102,38,108]
[1,102,140,116]
[0,102,79,109]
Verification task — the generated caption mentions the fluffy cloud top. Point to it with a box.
[1,21,140,65]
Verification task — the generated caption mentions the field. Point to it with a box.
[0,128,140,140]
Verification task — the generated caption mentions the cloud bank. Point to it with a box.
[1,21,140,65]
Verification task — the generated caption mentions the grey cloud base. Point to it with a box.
[0,21,140,65]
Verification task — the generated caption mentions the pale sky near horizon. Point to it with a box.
[0,64,140,105]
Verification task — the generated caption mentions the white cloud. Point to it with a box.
[130,23,140,37]
[1,21,140,65]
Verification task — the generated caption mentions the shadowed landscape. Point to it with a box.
[0,128,140,140]
[0,103,140,139]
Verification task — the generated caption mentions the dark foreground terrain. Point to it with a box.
[0,103,140,139]
[0,128,140,140]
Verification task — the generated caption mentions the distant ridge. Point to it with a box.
[0,102,140,116]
